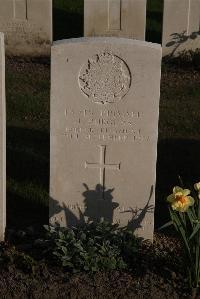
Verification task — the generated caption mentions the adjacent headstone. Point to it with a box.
[84,0,147,40]
[50,37,161,240]
[0,0,52,56]
[162,0,200,57]
[0,33,6,241]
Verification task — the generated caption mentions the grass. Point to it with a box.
[54,0,83,13]
[6,59,50,228]
[160,70,200,139]
[5,1,200,230]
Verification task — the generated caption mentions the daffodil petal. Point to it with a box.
[167,194,175,203]
[194,182,200,192]
[183,189,191,196]
[187,196,194,206]
[173,186,183,194]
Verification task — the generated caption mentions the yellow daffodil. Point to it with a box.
[167,186,194,212]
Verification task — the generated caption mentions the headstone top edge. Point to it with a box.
[53,37,162,50]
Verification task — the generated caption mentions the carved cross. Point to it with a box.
[108,0,121,31]
[186,0,200,35]
[85,145,120,198]
[13,0,27,19]
[187,0,192,35]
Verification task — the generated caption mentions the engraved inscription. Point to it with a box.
[78,52,131,104]
[0,20,49,47]
[85,145,120,198]
[63,108,152,143]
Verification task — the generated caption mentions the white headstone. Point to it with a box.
[0,0,52,56]
[84,0,147,40]
[50,37,161,240]
[162,0,200,57]
[0,33,6,241]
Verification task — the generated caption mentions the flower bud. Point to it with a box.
[194,182,200,192]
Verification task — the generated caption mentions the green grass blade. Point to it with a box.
[187,209,196,228]
[189,223,200,240]
[158,221,173,230]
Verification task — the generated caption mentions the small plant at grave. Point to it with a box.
[44,221,142,273]
[13,252,38,274]
[160,181,200,298]
[0,244,38,274]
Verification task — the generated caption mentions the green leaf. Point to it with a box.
[187,209,196,227]
[158,221,173,230]
[189,223,200,240]
[168,208,191,257]
[61,246,68,255]
[62,260,73,267]
[58,231,66,240]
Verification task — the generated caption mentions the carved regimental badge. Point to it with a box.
[78,52,131,104]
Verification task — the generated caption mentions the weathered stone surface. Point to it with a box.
[0,0,52,56]
[50,37,161,240]
[162,0,200,57]
[84,0,146,40]
[0,33,6,241]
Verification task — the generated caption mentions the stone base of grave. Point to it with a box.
[0,33,6,241]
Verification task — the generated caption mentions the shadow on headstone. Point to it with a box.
[120,185,154,233]
[50,184,155,235]
[165,30,200,58]
[82,183,118,223]
[49,196,85,227]
[50,184,119,227]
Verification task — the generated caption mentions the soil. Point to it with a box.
[0,232,193,299]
